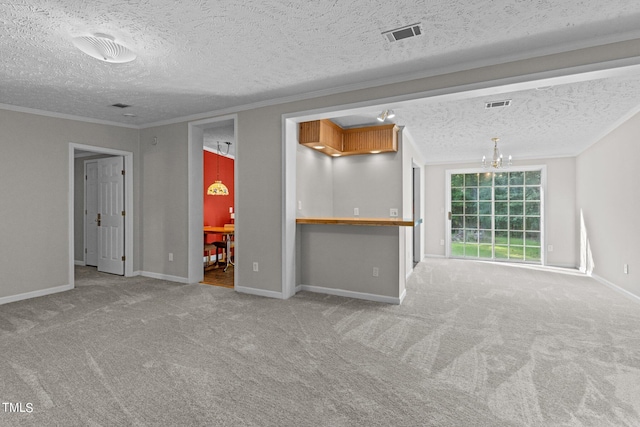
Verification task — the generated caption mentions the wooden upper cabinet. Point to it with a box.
[299,119,398,157]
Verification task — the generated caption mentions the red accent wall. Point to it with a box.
[204,150,234,243]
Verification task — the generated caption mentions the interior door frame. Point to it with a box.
[69,143,134,288]
[84,159,99,267]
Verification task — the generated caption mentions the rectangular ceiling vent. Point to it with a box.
[382,23,422,42]
[485,100,512,109]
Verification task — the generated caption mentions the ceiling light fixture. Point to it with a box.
[207,142,231,196]
[482,137,512,169]
[72,33,136,63]
[376,109,396,122]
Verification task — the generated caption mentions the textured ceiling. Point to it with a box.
[3,1,640,162]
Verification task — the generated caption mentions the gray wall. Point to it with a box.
[576,111,640,294]
[0,109,139,300]
[296,143,333,217]
[2,39,639,303]
[424,157,577,268]
[139,123,189,279]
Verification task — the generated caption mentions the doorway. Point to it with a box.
[69,143,134,288]
[187,114,238,286]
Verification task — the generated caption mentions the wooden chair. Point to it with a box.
[204,241,227,268]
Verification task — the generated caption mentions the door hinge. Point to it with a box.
[85,248,87,254]
[122,210,126,216]
[121,256,126,261]
[121,170,125,175]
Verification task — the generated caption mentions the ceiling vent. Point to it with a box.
[485,100,512,109]
[111,103,131,108]
[382,23,422,42]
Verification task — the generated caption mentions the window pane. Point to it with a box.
[451,174,464,187]
[465,173,479,187]
[525,202,540,216]
[525,187,540,200]
[495,202,508,215]
[495,245,508,259]
[495,231,508,244]
[451,188,464,201]
[510,202,523,215]
[452,202,464,215]
[479,202,492,215]
[451,215,464,229]
[509,216,523,230]
[494,173,508,186]
[465,244,479,257]
[525,217,540,231]
[465,231,478,243]
[452,229,464,242]
[465,188,478,201]
[509,246,524,259]
[479,215,491,229]
[495,216,508,230]
[479,245,493,258]
[479,172,493,187]
[509,186,524,200]
[509,172,524,185]
[479,187,492,201]
[465,202,478,214]
[495,186,508,200]
[465,216,478,229]
[525,171,541,186]
[510,231,524,245]
[525,247,541,261]
[479,231,492,244]
[525,232,540,246]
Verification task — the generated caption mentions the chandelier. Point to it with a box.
[482,137,512,169]
[207,142,231,196]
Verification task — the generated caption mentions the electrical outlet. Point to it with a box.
[253,262,259,272]
[354,207,359,216]
[298,200,302,210]
[624,264,629,274]
[390,208,398,217]
[373,267,379,277]
[169,253,173,262]
[548,245,554,252]
[440,239,445,246]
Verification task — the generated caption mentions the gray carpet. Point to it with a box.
[1,259,639,426]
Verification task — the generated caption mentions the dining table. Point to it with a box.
[204,225,234,271]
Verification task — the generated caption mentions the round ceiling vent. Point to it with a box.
[72,33,136,63]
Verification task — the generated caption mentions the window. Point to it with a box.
[449,169,543,264]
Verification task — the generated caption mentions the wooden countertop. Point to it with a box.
[296,217,414,227]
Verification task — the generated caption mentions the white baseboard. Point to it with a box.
[0,284,74,306]
[592,274,640,304]
[235,285,284,300]
[139,271,189,284]
[297,284,404,305]
[399,288,407,304]
[74,260,86,266]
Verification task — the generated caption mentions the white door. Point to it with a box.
[98,156,125,275]
[85,161,99,266]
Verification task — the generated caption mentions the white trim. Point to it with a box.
[139,271,190,284]
[235,285,285,300]
[298,284,404,305]
[0,284,74,306]
[592,274,640,304]
[0,103,139,129]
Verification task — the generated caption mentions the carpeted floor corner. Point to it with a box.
[1,259,639,426]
